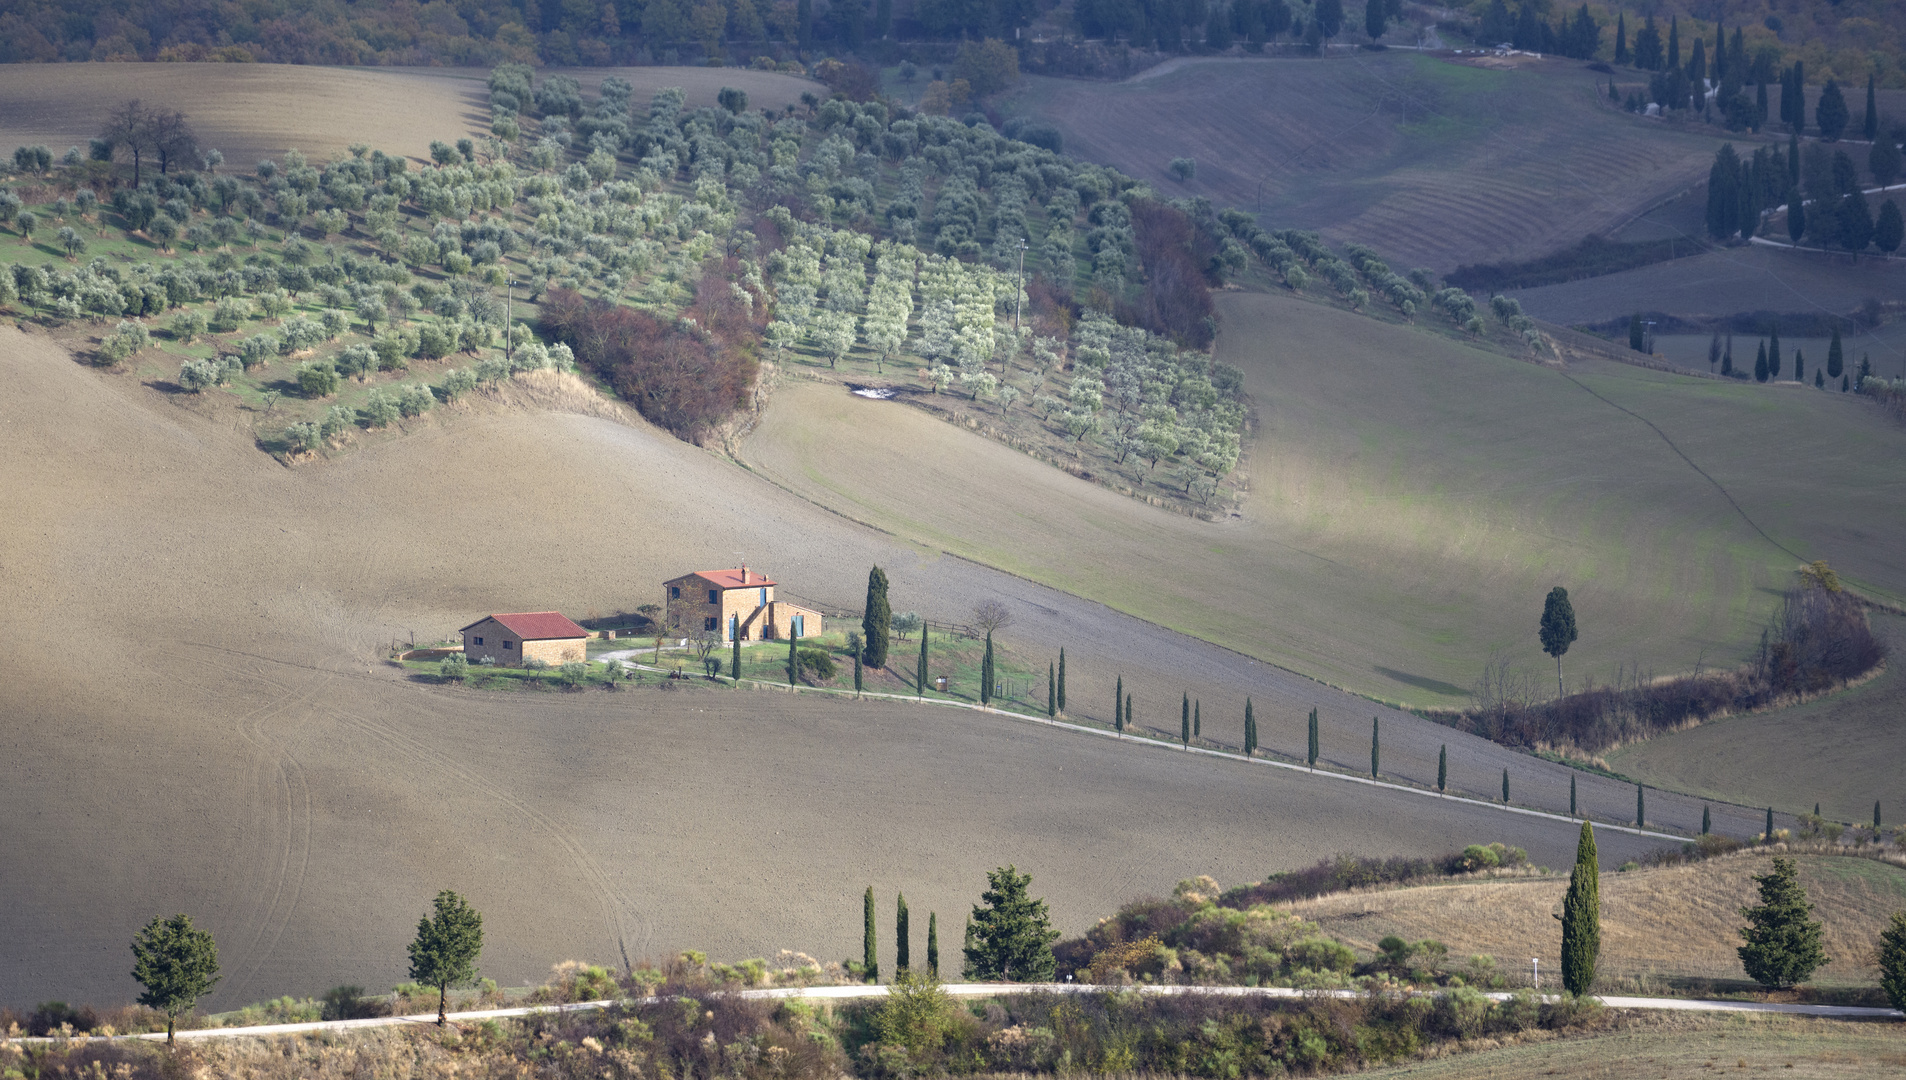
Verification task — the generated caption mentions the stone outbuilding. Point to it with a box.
[460,611,589,668]
[663,565,821,643]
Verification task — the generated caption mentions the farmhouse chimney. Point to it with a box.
[742,564,749,583]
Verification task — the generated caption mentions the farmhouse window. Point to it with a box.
[704,617,718,631]
[759,587,767,605]
[504,640,515,649]
[708,589,719,604]
[670,586,680,599]
[473,636,484,645]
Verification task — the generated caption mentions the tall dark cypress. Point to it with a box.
[1560,821,1601,994]
[1502,768,1510,804]
[895,893,910,971]
[862,566,891,668]
[1244,698,1257,757]
[1125,693,1133,731]
[1865,75,1879,141]
[1637,784,1646,828]
[1181,693,1190,745]
[1769,324,1782,379]
[732,634,742,681]
[1755,341,1769,382]
[1057,649,1066,713]
[926,912,939,975]
[917,626,929,697]
[1667,16,1679,70]
[788,630,798,685]
[863,887,878,983]
[1115,675,1124,731]
[1047,662,1056,717]
[1765,806,1775,842]
[1828,327,1845,378]
[1703,805,1712,834]
[1438,744,1447,792]
[1194,700,1200,738]
[1570,773,1578,816]
[1307,707,1319,769]
[1614,12,1627,65]
[1756,81,1769,130]
[979,631,995,706]
[1370,716,1380,778]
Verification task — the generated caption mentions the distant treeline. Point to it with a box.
[1445,234,1701,292]
[1583,306,1890,338]
[1447,582,1884,756]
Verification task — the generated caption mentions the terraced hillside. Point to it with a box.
[1001,52,1733,272]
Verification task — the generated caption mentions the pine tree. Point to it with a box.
[1307,707,1319,768]
[863,887,878,983]
[1245,698,1257,757]
[964,865,1060,982]
[917,626,929,697]
[896,893,910,971]
[1539,586,1579,696]
[1057,649,1066,713]
[131,913,223,1045]
[1438,744,1447,792]
[1755,341,1769,382]
[1864,75,1879,141]
[1637,784,1646,828]
[1769,324,1782,379]
[1370,715,1380,777]
[1703,805,1712,834]
[1048,662,1056,717]
[1115,675,1124,731]
[927,912,940,975]
[1737,857,1829,988]
[980,631,995,706]
[1181,692,1190,745]
[862,566,891,668]
[1828,327,1845,378]
[1817,79,1849,142]
[1560,821,1601,995]
[1502,767,1511,804]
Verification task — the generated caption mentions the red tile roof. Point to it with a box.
[460,612,589,640]
[690,568,777,590]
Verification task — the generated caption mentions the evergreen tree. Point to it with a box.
[980,631,995,705]
[1570,773,1577,816]
[863,886,879,983]
[1787,190,1806,244]
[961,915,975,978]
[1817,79,1849,142]
[1438,744,1447,792]
[1794,349,1805,383]
[1539,586,1579,696]
[1710,19,1724,81]
[1755,341,1769,382]
[896,893,910,971]
[1370,715,1380,777]
[927,912,940,975]
[1126,693,1133,730]
[1057,648,1066,713]
[1765,806,1775,842]
[1629,312,1645,351]
[964,865,1059,982]
[733,634,742,680]
[1048,661,1056,717]
[1708,331,1722,369]
[1560,821,1601,995]
[1667,17,1679,70]
[1707,144,1741,240]
[1307,707,1319,768]
[1723,333,1735,375]
[1827,327,1845,378]
[1115,675,1124,731]
[1703,805,1712,834]
[917,626,929,697]
[862,566,891,668]
[1245,698,1258,757]
[1738,857,1828,988]
[1815,369,1825,389]
[1613,13,1627,66]
[1837,189,1874,253]
[1634,15,1661,71]
[1502,767,1510,803]
[1878,911,1906,1011]
[1314,0,1343,39]
[1637,783,1646,828]
[1871,136,1901,190]
[1194,700,1200,739]
[1780,65,1796,127]
[788,630,798,684]
[1864,75,1879,141]
[408,891,483,1027]
[131,913,222,1045]
[1181,692,1190,745]
[1792,61,1807,133]
[1769,325,1782,379]
[1687,36,1705,87]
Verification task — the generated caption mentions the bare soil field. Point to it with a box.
[0,64,818,165]
[0,323,1682,1011]
[1358,1013,1906,1079]
[1293,851,1906,990]
[743,292,1906,714]
[1000,53,1732,272]
[1607,616,1906,821]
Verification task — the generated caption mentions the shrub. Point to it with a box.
[296,361,340,398]
[398,384,435,417]
[177,356,238,392]
[168,309,207,343]
[359,388,400,427]
[439,654,469,682]
[98,320,151,364]
[559,661,589,687]
[797,648,837,681]
[283,421,322,454]
[439,367,479,401]
[238,333,279,370]
[335,343,377,379]
[319,985,386,1021]
[210,296,247,331]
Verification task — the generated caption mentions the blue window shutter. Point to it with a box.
[760,587,767,605]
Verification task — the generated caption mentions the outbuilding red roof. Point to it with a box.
[690,568,777,590]
[459,612,589,640]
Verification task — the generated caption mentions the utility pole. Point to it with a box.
[505,277,513,367]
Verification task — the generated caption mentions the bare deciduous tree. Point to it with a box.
[973,600,1014,636]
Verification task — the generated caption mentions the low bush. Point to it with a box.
[797,648,837,681]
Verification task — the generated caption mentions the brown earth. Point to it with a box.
[0,64,819,166]
[0,323,1682,1012]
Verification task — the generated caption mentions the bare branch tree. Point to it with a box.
[973,600,1014,636]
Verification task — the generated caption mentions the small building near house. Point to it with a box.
[663,565,822,643]
[460,611,589,668]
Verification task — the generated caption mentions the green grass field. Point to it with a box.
[1000,52,1736,273]
[1607,614,1906,820]
[741,290,1906,709]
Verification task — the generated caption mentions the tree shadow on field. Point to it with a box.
[1373,666,1469,698]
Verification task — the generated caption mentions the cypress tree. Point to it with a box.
[980,631,995,706]
[733,634,742,680]
[1865,75,1879,141]
[1723,333,1734,375]
[863,887,878,983]
[1570,773,1577,816]
[1125,693,1133,730]
[1818,79,1849,142]
[1787,191,1806,243]
[1194,700,1201,739]
[1755,340,1769,382]
[927,912,939,975]
[1502,767,1510,804]
[1307,707,1319,769]
[1794,349,1804,383]
[1707,144,1740,240]
[1667,16,1678,71]
[917,626,929,697]
[854,648,864,694]
[1710,18,1722,81]
[1181,692,1190,745]
[1703,805,1712,834]
[1560,821,1601,995]
[1765,806,1775,842]
[1245,698,1257,757]
[1048,662,1056,717]
[1827,327,1844,378]
[1815,369,1825,389]
[1770,325,1782,377]
[1057,649,1066,713]
[788,630,798,684]
[1737,857,1829,988]
[1629,312,1645,350]
[1614,12,1627,65]
[1370,715,1380,778]
[1115,675,1124,731]
[862,566,891,668]
[1872,136,1902,191]
[1688,36,1705,86]
[896,893,910,971]
[1815,802,1821,817]
[1438,744,1447,792]
[1637,784,1646,828]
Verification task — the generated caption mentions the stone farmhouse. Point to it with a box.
[663,566,822,643]
[460,611,589,667]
